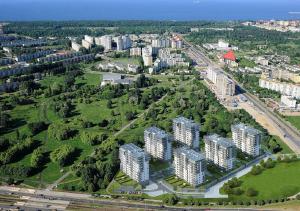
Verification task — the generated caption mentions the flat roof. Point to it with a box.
[173,116,199,128]
[145,126,170,139]
[232,123,261,135]
[204,134,235,148]
[120,143,145,158]
[175,147,205,162]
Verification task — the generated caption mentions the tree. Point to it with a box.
[30,147,45,168]
[163,194,178,205]
[107,100,113,109]
[28,121,48,135]
[50,145,76,167]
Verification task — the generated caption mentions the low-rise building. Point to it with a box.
[144,127,172,161]
[231,123,261,157]
[204,134,236,170]
[222,50,238,67]
[280,95,298,109]
[101,73,133,86]
[173,116,200,149]
[173,147,206,186]
[119,143,149,185]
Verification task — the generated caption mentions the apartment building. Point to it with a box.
[151,37,171,48]
[71,41,81,52]
[82,39,92,49]
[119,143,149,185]
[259,78,300,99]
[15,50,54,62]
[37,52,82,63]
[173,147,206,186]
[113,36,124,51]
[216,74,236,98]
[0,57,13,66]
[144,127,172,161]
[142,47,153,67]
[130,47,142,56]
[231,123,261,157]
[204,134,236,170]
[84,35,94,44]
[173,116,200,150]
[280,95,298,109]
[122,35,132,49]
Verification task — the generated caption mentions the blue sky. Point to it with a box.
[0,0,300,21]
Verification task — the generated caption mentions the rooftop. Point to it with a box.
[120,143,145,158]
[175,147,205,162]
[145,126,170,139]
[173,116,199,128]
[223,50,236,61]
[232,123,261,135]
[204,134,235,148]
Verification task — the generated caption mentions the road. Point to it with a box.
[0,186,274,211]
[182,36,300,154]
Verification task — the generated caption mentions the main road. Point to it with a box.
[182,36,300,153]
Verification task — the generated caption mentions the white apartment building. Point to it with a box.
[82,39,92,49]
[122,35,132,49]
[95,35,112,50]
[84,35,94,44]
[119,143,149,185]
[142,47,153,67]
[144,127,172,161]
[204,134,236,170]
[173,147,206,186]
[151,38,171,48]
[231,123,261,157]
[130,47,142,56]
[281,95,297,109]
[207,67,235,97]
[71,41,81,52]
[259,78,300,99]
[114,36,124,51]
[216,74,236,98]
[173,116,200,150]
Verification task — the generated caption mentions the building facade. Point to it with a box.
[119,143,149,185]
[204,134,236,170]
[231,123,261,157]
[173,116,200,149]
[173,147,206,186]
[144,127,172,161]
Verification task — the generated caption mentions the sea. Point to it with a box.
[0,0,300,21]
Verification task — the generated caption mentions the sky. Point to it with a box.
[0,0,300,21]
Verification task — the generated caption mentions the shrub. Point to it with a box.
[28,121,48,135]
[50,145,76,167]
[250,165,263,175]
[296,194,300,200]
[48,123,77,141]
[246,187,258,197]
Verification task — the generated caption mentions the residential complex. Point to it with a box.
[142,46,153,67]
[231,123,262,157]
[173,116,200,149]
[119,143,150,185]
[173,147,206,186]
[259,77,300,99]
[204,134,236,170]
[144,127,172,161]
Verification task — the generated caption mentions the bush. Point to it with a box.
[50,145,76,167]
[296,194,300,200]
[30,147,45,168]
[246,187,258,197]
[250,165,263,175]
[80,131,101,146]
[48,123,77,141]
[28,121,48,135]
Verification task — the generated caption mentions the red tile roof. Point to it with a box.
[223,50,236,61]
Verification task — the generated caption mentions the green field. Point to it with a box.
[285,116,300,131]
[226,160,300,201]
[0,70,143,187]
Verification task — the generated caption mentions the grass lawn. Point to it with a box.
[227,160,300,201]
[150,160,170,172]
[107,171,142,194]
[165,175,193,189]
[271,135,293,154]
[285,116,300,131]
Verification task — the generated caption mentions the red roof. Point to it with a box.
[223,50,236,61]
